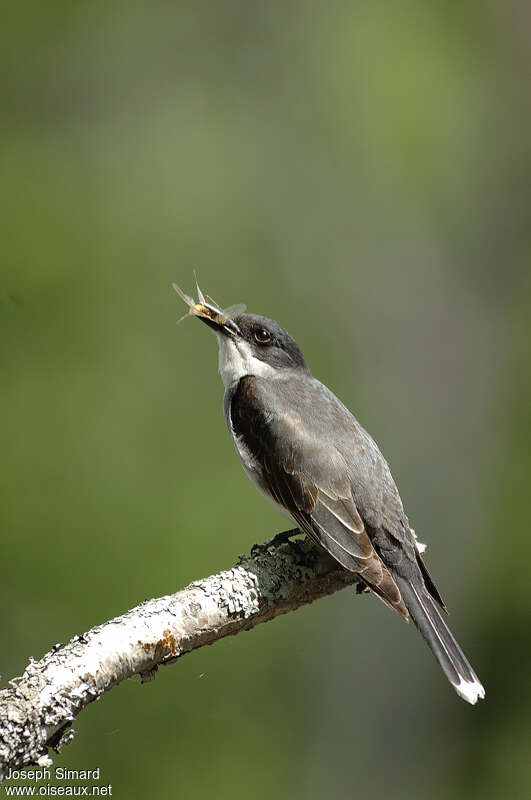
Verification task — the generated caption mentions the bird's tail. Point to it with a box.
[396,576,485,704]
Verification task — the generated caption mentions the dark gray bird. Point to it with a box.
[174,282,485,704]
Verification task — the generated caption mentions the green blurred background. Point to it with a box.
[2,1,531,798]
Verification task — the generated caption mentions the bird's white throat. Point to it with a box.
[216,334,275,388]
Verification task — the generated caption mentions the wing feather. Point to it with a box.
[230,376,408,620]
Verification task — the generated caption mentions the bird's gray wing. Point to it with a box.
[230,375,408,620]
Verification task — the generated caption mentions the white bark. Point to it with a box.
[0,540,359,777]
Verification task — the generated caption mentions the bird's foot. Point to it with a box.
[251,528,301,557]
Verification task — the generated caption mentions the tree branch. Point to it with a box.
[0,539,359,777]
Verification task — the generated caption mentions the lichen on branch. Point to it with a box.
[0,539,358,777]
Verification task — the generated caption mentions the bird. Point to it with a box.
[173,280,485,704]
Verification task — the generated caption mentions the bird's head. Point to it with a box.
[173,281,308,388]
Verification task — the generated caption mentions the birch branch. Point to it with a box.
[0,539,359,778]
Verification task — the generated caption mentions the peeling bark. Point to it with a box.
[0,540,359,777]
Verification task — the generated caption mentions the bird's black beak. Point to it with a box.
[172,282,242,337]
[196,307,240,337]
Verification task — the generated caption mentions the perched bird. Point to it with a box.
[174,281,485,704]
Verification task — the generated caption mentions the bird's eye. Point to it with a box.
[254,328,271,344]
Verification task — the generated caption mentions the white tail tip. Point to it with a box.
[454,676,486,705]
